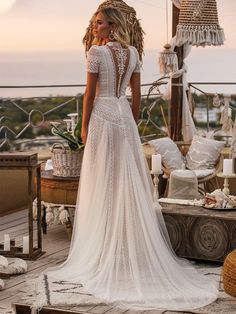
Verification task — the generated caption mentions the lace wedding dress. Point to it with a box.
[33,42,218,311]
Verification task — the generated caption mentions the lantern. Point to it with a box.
[159,44,178,76]
[159,1,179,75]
[176,0,225,47]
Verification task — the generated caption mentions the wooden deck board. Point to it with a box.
[88,305,114,314]
[0,209,236,314]
[0,209,70,313]
[101,307,127,314]
[69,306,98,313]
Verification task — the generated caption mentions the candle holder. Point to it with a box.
[217,172,236,196]
[151,170,163,210]
[67,113,78,137]
[63,119,72,132]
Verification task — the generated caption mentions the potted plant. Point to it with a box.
[50,113,85,177]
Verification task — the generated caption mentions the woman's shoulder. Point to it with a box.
[129,46,140,59]
[129,45,137,50]
[88,45,107,56]
[129,45,139,54]
[88,45,102,52]
[87,45,104,60]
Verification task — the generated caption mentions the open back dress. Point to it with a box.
[33,42,218,311]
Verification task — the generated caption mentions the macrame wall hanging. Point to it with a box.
[220,96,234,133]
[175,0,225,47]
[82,0,145,61]
[159,0,178,75]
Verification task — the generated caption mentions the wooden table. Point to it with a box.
[161,203,236,262]
[41,170,79,238]
[41,170,79,205]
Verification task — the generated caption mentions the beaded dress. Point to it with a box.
[33,42,218,311]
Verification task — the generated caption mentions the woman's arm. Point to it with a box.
[130,72,141,122]
[81,72,98,144]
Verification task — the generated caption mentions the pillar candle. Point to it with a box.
[4,234,10,251]
[23,236,29,254]
[233,157,236,174]
[152,154,162,173]
[223,159,233,175]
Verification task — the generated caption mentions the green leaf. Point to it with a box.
[74,119,82,141]
[51,123,84,151]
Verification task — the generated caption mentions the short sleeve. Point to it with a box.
[133,47,141,73]
[86,45,100,73]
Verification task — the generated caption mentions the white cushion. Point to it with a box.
[186,135,224,170]
[192,169,215,178]
[149,137,184,171]
[0,279,4,290]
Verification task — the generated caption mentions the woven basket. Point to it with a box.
[223,249,236,298]
[51,143,83,178]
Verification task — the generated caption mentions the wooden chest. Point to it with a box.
[162,203,236,262]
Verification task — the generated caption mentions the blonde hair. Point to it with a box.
[92,7,130,48]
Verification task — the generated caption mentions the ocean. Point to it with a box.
[0,48,235,98]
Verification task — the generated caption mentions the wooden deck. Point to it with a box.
[0,209,236,314]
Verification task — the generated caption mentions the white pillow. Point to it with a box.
[186,135,224,170]
[192,169,215,178]
[149,137,184,171]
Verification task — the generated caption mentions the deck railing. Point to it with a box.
[1,82,235,151]
[188,82,236,133]
[0,83,166,150]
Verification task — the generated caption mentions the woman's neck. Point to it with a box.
[104,39,116,44]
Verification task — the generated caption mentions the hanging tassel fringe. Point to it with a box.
[220,103,234,133]
[176,25,225,47]
[231,117,236,158]
[45,206,54,226]
[33,199,45,221]
[58,206,69,224]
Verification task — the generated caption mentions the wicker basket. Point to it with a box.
[223,249,236,298]
[51,143,83,177]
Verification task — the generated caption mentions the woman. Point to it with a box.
[34,7,218,311]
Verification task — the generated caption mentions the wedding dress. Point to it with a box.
[33,42,218,311]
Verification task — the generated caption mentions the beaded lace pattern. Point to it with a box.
[106,42,130,98]
[86,43,140,98]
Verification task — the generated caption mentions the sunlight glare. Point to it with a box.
[0,0,16,14]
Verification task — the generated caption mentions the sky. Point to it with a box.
[0,0,235,52]
[0,0,235,96]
